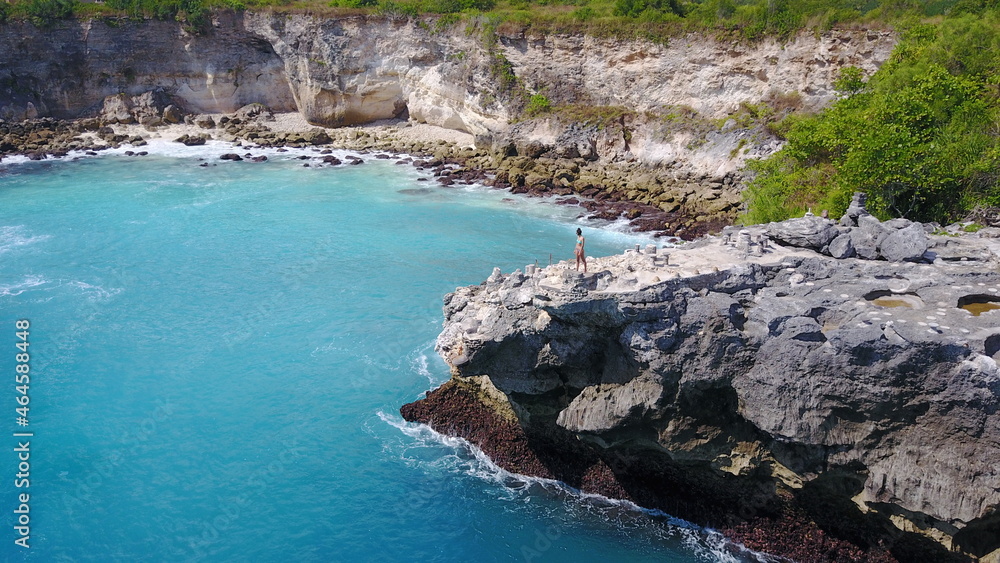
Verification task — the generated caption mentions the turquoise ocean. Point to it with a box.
[0,141,765,562]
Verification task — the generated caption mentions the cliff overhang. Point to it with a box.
[403,214,1000,563]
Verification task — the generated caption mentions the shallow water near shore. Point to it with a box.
[0,143,763,562]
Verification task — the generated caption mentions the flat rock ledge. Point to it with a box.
[402,225,1000,563]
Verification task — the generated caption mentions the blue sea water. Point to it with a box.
[0,141,765,562]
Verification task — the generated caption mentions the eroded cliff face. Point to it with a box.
[239,13,512,132]
[505,30,893,119]
[0,14,297,118]
[0,16,894,166]
[403,226,1000,563]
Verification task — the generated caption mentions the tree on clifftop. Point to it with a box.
[743,10,1000,224]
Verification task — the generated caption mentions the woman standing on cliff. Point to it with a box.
[575,228,587,273]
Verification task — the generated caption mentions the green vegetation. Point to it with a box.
[525,94,552,116]
[0,0,995,227]
[0,0,965,42]
[743,5,1000,225]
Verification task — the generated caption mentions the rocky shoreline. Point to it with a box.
[0,102,735,239]
[400,207,1000,563]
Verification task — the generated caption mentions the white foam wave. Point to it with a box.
[66,280,123,301]
[0,275,50,296]
[0,154,31,165]
[1,137,383,169]
[121,139,374,164]
[407,341,446,387]
[0,225,52,255]
[377,410,775,563]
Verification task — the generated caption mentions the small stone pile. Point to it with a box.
[759,192,931,262]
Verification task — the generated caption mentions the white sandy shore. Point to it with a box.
[110,112,476,148]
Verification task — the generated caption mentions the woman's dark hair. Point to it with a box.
[576,228,582,236]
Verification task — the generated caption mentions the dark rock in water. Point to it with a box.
[321,156,341,165]
[199,163,208,167]
[174,134,206,146]
[398,188,433,195]
[320,149,332,155]
[416,177,428,181]
[880,222,928,262]
[250,156,267,162]
[220,153,243,161]
[124,150,135,156]
[375,153,391,159]
[85,151,98,156]
[348,159,364,165]
[766,216,839,250]
[296,155,309,160]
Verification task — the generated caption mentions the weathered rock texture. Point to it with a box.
[403,231,1000,563]
[0,15,896,224]
[0,14,296,119]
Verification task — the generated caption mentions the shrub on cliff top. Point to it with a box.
[21,0,77,26]
[743,9,1000,224]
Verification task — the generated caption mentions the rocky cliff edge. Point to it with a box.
[402,216,1000,563]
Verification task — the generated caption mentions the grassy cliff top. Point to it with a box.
[0,0,982,42]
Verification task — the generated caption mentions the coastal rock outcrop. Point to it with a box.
[752,194,932,263]
[402,228,1000,562]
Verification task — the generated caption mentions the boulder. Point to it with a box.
[858,215,891,247]
[880,222,929,262]
[765,216,839,250]
[517,140,550,159]
[828,232,855,259]
[234,103,273,121]
[174,134,207,146]
[303,128,331,145]
[129,89,172,123]
[883,217,914,230]
[100,94,134,124]
[194,115,216,129]
[849,227,880,260]
[162,105,184,124]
